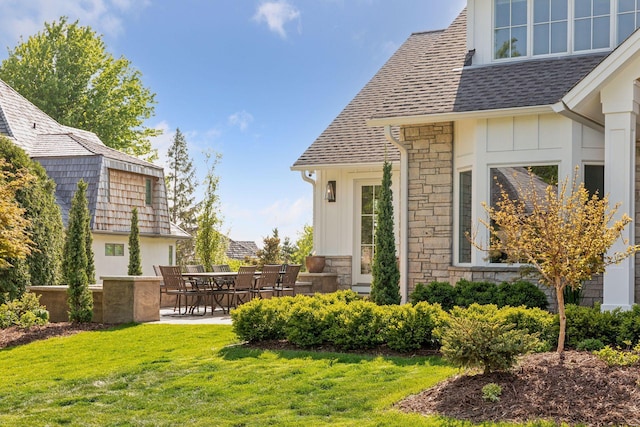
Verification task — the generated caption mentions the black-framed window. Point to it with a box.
[105,243,124,256]
[145,178,152,206]
[459,171,473,263]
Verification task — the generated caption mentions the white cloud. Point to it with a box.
[252,1,301,39]
[0,0,149,50]
[228,110,254,131]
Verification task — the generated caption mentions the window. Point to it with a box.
[534,0,569,54]
[495,0,529,58]
[169,245,174,265]
[574,0,611,51]
[145,178,152,206]
[105,243,124,256]
[360,184,382,274]
[489,165,558,262]
[584,164,604,197]
[617,0,640,43]
[459,171,473,263]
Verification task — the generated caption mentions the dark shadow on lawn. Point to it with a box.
[218,342,447,368]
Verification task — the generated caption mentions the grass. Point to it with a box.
[0,324,560,427]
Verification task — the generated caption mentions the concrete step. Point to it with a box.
[294,281,313,295]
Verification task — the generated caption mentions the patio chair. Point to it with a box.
[159,265,210,315]
[275,264,301,297]
[225,265,256,311]
[251,264,280,299]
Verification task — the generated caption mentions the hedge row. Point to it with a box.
[231,291,556,352]
[231,291,640,353]
[409,279,549,310]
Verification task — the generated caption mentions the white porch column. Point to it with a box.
[601,83,639,311]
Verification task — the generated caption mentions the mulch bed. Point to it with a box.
[0,322,114,350]
[397,351,640,427]
[3,326,639,426]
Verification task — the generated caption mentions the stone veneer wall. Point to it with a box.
[324,255,352,290]
[400,123,454,294]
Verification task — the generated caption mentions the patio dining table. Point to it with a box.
[181,271,262,314]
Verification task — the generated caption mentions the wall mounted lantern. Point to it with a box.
[326,180,336,202]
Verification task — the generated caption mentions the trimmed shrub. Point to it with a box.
[454,279,498,307]
[231,296,297,342]
[383,302,446,352]
[556,304,622,349]
[498,305,555,351]
[576,338,605,351]
[410,281,455,310]
[439,304,540,373]
[496,280,549,309]
[0,292,49,329]
[285,298,333,347]
[618,304,640,346]
[325,300,385,350]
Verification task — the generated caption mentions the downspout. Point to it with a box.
[384,125,409,304]
[300,170,317,253]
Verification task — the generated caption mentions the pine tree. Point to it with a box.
[166,128,198,263]
[256,228,282,267]
[370,160,401,305]
[195,152,227,271]
[128,207,142,275]
[63,180,93,323]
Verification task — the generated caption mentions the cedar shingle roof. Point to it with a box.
[296,8,610,168]
[292,29,444,168]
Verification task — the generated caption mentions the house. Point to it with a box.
[226,239,259,261]
[292,0,640,310]
[0,78,188,281]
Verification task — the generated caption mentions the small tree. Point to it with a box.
[256,228,282,267]
[195,152,227,271]
[0,160,34,269]
[291,224,313,269]
[370,160,401,305]
[63,180,93,323]
[128,207,142,276]
[474,168,639,353]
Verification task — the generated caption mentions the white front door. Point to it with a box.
[353,181,382,286]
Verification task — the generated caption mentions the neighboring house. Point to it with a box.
[226,239,259,261]
[292,0,640,310]
[0,78,189,282]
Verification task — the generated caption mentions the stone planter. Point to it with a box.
[305,256,326,273]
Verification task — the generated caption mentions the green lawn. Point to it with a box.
[0,324,552,426]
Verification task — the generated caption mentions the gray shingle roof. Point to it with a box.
[226,239,259,260]
[373,9,607,119]
[295,8,611,168]
[292,29,445,168]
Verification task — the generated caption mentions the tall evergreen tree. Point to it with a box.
[256,228,282,268]
[370,160,401,305]
[0,136,64,298]
[63,180,93,322]
[166,128,198,263]
[128,207,142,275]
[195,152,227,271]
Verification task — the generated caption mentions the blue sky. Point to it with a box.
[0,0,465,246]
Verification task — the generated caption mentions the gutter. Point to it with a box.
[384,125,409,304]
[552,101,604,131]
[299,170,318,253]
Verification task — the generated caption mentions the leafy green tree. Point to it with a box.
[0,160,33,268]
[0,137,64,298]
[0,17,159,158]
[291,224,313,270]
[195,152,227,271]
[166,128,198,263]
[128,208,142,276]
[63,180,93,322]
[370,160,400,305]
[256,228,282,267]
[474,168,639,353]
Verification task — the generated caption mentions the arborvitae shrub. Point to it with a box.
[384,302,446,351]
